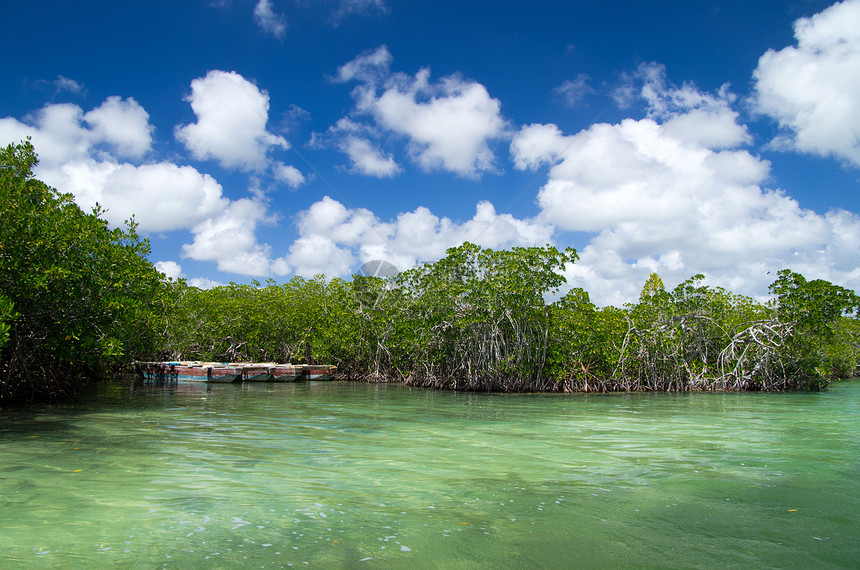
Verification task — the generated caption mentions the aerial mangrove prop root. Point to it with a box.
[717,319,798,390]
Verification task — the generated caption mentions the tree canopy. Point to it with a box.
[159,247,858,393]
[0,140,164,402]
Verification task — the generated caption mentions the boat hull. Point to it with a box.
[174,364,213,382]
[238,364,274,382]
[134,362,334,383]
[136,362,241,383]
[207,366,243,383]
[298,364,337,381]
[270,364,300,382]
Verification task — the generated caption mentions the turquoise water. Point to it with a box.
[1,378,858,568]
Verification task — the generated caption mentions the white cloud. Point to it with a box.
[611,63,752,151]
[639,63,751,149]
[296,196,386,247]
[287,235,356,278]
[0,98,153,165]
[155,261,184,280]
[335,45,392,86]
[53,75,85,95]
[330,0,388,26]
[662,108,751,150]
[332,48,509,178]
[341,135,400,177]
[511,75,860,306]
[753,0,860,166]
[56,159,229,232]
[284,196,555,278]
[253,0,286,39]
[0,99,228,232]
[0,98,288,282]
[553,74,595,107]
[313,117,401,177]
[509,123,572,170]
[182,197,290,276]
[273,161,306,188]
[519,118,766,233]
[0,105,84,165]
[175,70,288,171]
[610,74,638,109]
[188,277,223,289]
[83,96,153,158]
[374,72,507,177]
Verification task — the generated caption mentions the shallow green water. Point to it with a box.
[1,378,858,568]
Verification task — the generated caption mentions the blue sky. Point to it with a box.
[1,0,858,305]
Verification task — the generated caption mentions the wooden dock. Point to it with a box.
[134,361,337,383]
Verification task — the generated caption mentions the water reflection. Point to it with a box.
[1,378,858,567]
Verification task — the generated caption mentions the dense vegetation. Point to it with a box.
[0,141,163,402]
[2,140,858,402]
[159,247,859,393]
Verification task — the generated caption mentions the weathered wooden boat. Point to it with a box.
[299,364,337,380]
[237,364,273,382]
[135,361,176,380]
[270,364,300,382]
[206,365,243,383]
[134,361,335,383]
[135,361,242,383]
[174,362,214,382]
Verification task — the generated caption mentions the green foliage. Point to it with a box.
[546,288,628,390]
[159,243,580,390]
[621,274,752,390]
[0,140,164,402]
[0,295,17,351]
[768,269,860,380]
[156,251,857,393]
[600,269,859,391]
[161,275,359,369]
[769,270,860,334]
[382,243,578,389]
[7,143,856,400]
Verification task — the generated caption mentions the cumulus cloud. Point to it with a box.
[315,117,401,177]
[287,235,356,278]
[273,160,306,188]
[284,195,554,278]
[512,73,860,306]
[175,70,288,171]
[182,197,290,276]
[0,99,229,232]
[0,104,89,164]
[336,45,394,83]
[287,197,363,277]
[509,123,572,170]
[0,97,153,164]
[373,71,507,177]
[635,62,752,149]
[330,47,509,178]
[155,261,184,280]
[340,136,401,177]
[60,160,228,231]
[188,277,224,289]
[518,118,766,233]
[0,97,287,281]
[83,96,154,158]
[753,0,860,166]
[253,0,286,38]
